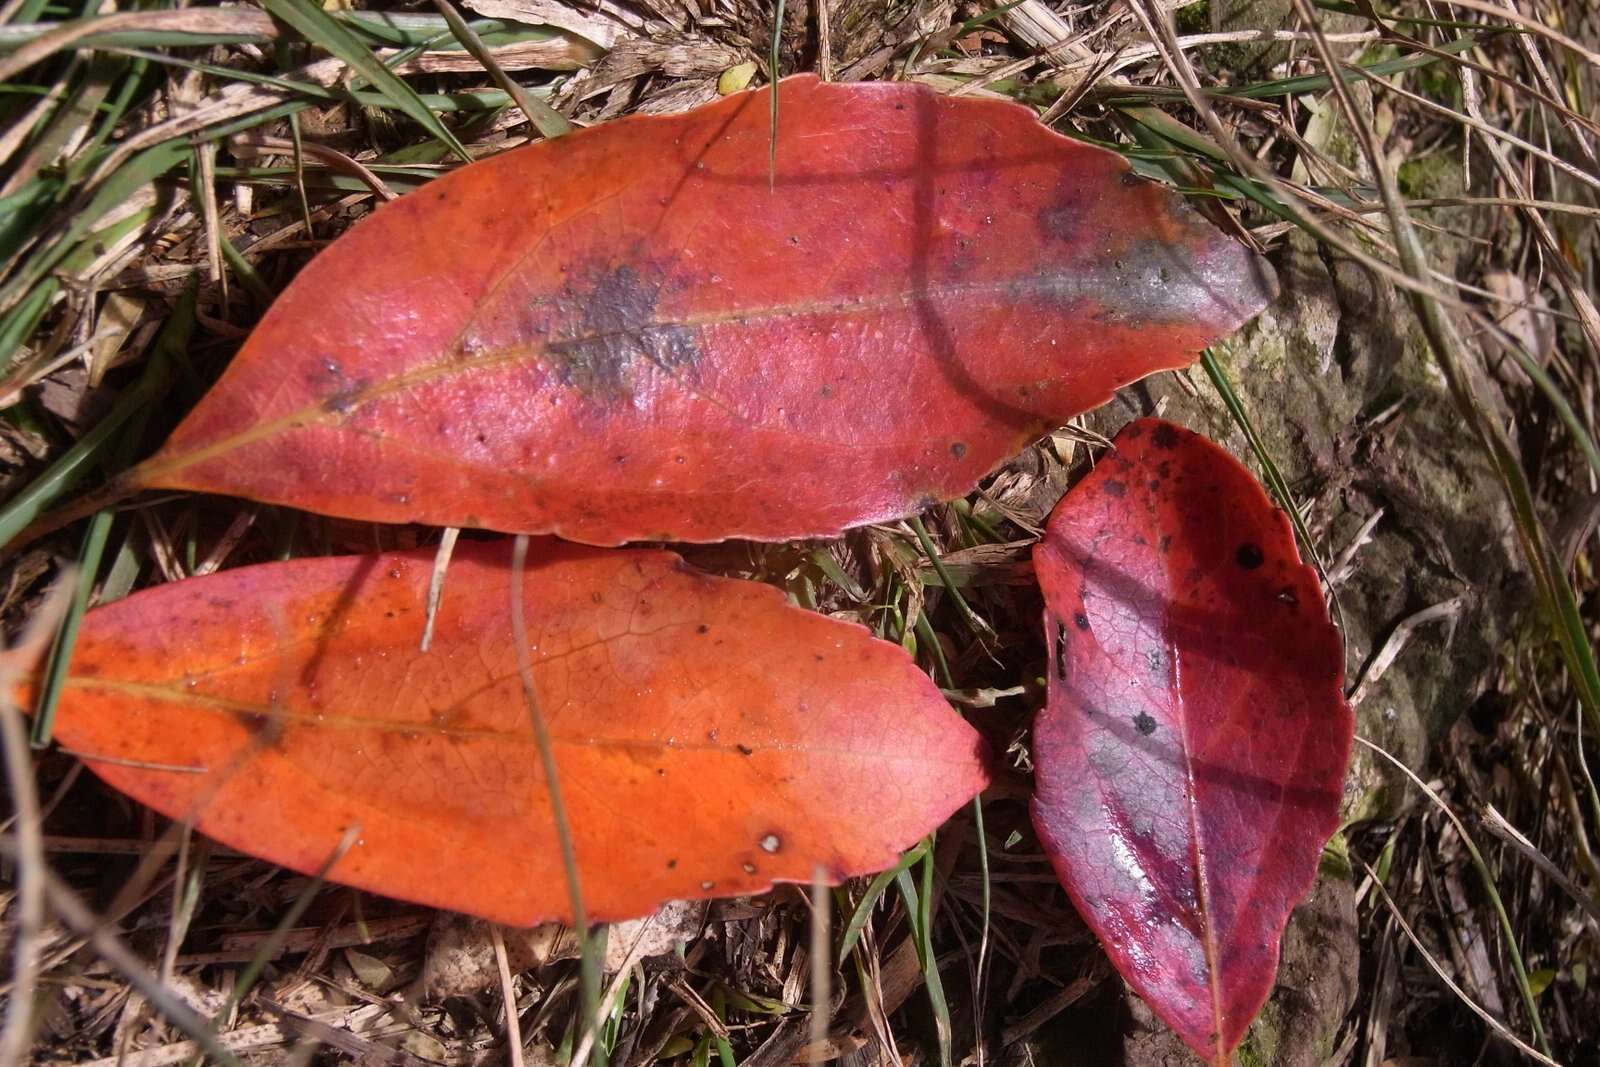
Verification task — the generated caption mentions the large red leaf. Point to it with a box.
[128,76,1274,544]
[1030,419,1351,1064]
[20,541,988,925]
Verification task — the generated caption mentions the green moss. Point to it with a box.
[1237,1003,1282,1067]
[1175,0,1210,34]
[1397,151,1462,200]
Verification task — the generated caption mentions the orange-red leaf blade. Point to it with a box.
[1030,419,1351,1062]
[136,76,1274,544]
[32,541,989,925]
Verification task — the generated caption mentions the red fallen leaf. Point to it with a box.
[126,75,1273,544]
[1030,419,1351,1064]
[17,541,988,925]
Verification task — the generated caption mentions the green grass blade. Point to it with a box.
[218,231,275,305]
[837,839,929,962]
[1200,350,1344,637]
[0,137,185,314]
[0,283,187,547]
[428,0,568,139]
[256,0,470,162]
[26,290,191,746]
[28,506,112,747]
[895,846,952,1067]
[768,0,783,181]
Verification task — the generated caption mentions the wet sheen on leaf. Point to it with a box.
[131,76,1275,544]
[21,540,989,925]
[1030,419,1352,1064]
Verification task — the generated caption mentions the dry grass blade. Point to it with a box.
[0,840,243,1065]
[0,574,74,1062]
[1360,860,1562,1067]
[491,923,527,1067]
[509,534,602,1061]
[1480,804,1600,927]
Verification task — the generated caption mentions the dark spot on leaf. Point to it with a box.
[1038,204,1080,241]
[950,441,967,459]
[1103,479,1126,497]
[666,858,677,869]
[544,263,699,397]
[696,624,709,634]
[321,380,367,415]
[1236,543,1265,569]
[1074,612,1090,630]
[1133,712,1157,736]
[736,743,755,756]
[1151,423,1180,449]
[240,711,284,747]
[1159,534,1171,553]
[1148,479,1161,492]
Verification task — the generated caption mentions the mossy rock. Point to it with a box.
[1202,0,1363,78]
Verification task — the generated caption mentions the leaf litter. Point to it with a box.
[3,1,1597,1065]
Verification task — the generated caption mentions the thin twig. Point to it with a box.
[491,924,526,1067]
[809,869,830,1053]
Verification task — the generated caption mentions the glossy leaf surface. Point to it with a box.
[1030,419,1351,1064]
[135,75,1274,544]
[28,541,988,925]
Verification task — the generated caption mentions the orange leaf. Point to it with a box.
[23,541,988,925]
[130,76,1274,544]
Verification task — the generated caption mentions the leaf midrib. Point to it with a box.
[133,271,1112,487]
[63,675,975,764]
